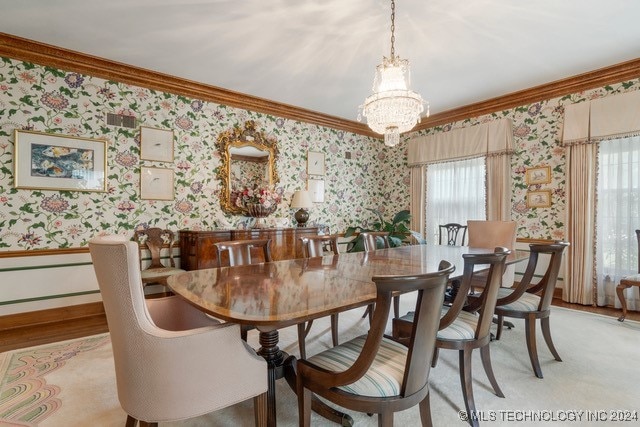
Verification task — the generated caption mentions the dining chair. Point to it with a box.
[88,235,268,427]
[439,223,468,246]
[466,220,517,294]
[132,227,185,289]
[298,235,340,359]
[296,261,455,427]
[616,229,640,322]
[393,247,510,427]
[359,231,404,321]
[491,242,569,378]
[215,239,273,341]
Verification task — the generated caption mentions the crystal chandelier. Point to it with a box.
[359,0,427,147]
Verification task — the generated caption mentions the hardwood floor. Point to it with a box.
[1,298,637,354]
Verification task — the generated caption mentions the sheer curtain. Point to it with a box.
[425,157,486,244]
[596,136,640,310]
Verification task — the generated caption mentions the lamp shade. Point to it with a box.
[290,190,313,208]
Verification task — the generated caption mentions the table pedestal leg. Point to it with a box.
[257,329,286,427]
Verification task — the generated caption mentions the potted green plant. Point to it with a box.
[344,208,420,252]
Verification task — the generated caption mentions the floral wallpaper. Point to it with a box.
[405,79,640,241]
[0,56,405,251]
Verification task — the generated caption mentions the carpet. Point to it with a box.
[1,301,639,426]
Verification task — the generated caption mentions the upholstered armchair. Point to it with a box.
[89,235,267,427]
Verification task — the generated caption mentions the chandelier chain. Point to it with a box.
[390,0,396,58]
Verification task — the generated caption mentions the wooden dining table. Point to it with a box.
[167,244,528,427]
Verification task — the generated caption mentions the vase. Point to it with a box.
[245,204,276,228]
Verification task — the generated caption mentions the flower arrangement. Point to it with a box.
[234,185,282,214]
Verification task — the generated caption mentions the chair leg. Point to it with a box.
[393,295,400,319]
[419,391,433,427]
[330,313,339,347]
[361,304,374,323]
[431,347,439,368]
[254,392,268,427]
[125,415,137,427]
[378,411,393,427]
[616,283,630,322]
[495,314,504,341]
[297,323,307,359]
[297,383,312,427]
[480,344,504,398]
[459,349,478,427]
[524,315,543,379]
[540,317,562,362]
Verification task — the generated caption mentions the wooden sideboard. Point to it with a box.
[179,227,318,271]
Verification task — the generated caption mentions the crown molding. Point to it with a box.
[414,57,640,130]
[1,33,639,136]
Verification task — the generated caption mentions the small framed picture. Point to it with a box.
[525,166,551,185]
[307,151,325,176]
[14,129,107,192]
[307,178,325,203]
[527,190,552,208]
[140,166,174,200]
[140,126,174,162]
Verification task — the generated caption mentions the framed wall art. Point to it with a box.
[307,151,325,176]
[307,178,325,203]
[140,126,174,162]
[527,190,552,208]
[14,129,107,192]
[525,166,551,185]
[140,166,174,200]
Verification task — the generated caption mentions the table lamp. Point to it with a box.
[290,190,313,227]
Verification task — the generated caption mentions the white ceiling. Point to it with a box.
[1,0,640,122]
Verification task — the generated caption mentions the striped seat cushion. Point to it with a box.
[496,287,540,312]
[436,306,478,341]
[306,335,407,397]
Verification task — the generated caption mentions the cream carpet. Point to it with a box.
[1,300,639,427]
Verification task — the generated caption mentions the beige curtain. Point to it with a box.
[410,165,426,238]
[407,118,514,235]
[564,142,597,304]
[561,90,640,304]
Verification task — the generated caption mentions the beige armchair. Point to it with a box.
[89,235,267,427]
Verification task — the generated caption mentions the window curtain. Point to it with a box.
[562,90,640,305]
[410,165,426,239]
[407,118,514,237]
[425,157,486,243]
[596,136,640,311]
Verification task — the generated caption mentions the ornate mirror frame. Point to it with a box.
[217,121,279,215]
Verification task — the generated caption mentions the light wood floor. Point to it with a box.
[1,298,637,354]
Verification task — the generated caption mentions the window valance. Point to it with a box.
[407,119,514,166]
[562,90,640,145]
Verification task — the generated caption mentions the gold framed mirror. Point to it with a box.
[217,121,279,215]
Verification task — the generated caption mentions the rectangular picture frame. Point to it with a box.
[307,178,325,203]
[140,126,174,162]
[527,190,552,208]
[525,166,551,185]
[140,166,174,200]
[307,151,325,176]
[14,129,107,192]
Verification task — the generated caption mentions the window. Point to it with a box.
[596,135,640,307]
[425,157,486,244]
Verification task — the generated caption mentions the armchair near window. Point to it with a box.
[88,235,267,427]
[616,229,640,322]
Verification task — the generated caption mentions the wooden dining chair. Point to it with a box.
[439,223,468,246]
[132,227,185,289]
[491,242,569,378]
[359,231,405,321]
[393,247,510,427]
[296,261,454,427]
[616,229,640,322]
[215,239,273,340]
[297,235,340,359]
[89,235,268,427]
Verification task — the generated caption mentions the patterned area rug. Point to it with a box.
[0,335,112,426]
